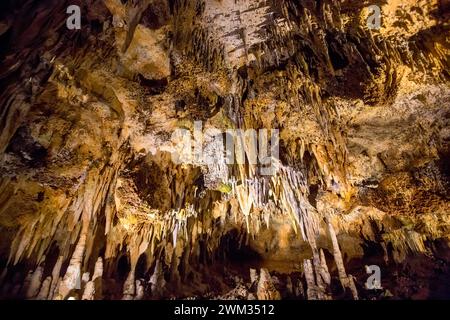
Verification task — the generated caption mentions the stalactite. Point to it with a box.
[0,0,447,301]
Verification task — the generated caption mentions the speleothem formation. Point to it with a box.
[0,0,449,300]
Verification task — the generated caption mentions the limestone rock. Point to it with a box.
[0,0,448,301]
[256,269,281,300]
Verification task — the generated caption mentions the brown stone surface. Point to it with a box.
[0,0,448,300]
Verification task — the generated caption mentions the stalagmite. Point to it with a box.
[294,278,305,299]
[81,257,104,300]
[26,266,43,299]
[82,272,90,286]
[285,276,294,296]
[93,257,104,281]
[149,260,166,299]
[256,268,281,300]
[326,215,358,300]
[303,259,319,300]
[250,268,258,285]
[50,277,62,300]
[319,249,331,286]
[58,226,88,299]
[20,272,33,297]
[36,277,52,300]
[48,256,63,300]
[135,280,145,300]
[122,271,136,300]
[81,281,95,300]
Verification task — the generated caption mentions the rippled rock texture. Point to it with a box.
[0,0,449,300]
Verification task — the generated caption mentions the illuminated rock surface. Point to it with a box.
[0,0,449,300]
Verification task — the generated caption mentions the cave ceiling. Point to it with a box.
[0,0,449,300]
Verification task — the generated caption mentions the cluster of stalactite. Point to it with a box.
[3,145,446,299]
[4,138,442,299]
[0,160,360,299]
[0,0,448,300]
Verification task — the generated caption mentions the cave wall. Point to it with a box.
[0,0,449,300]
